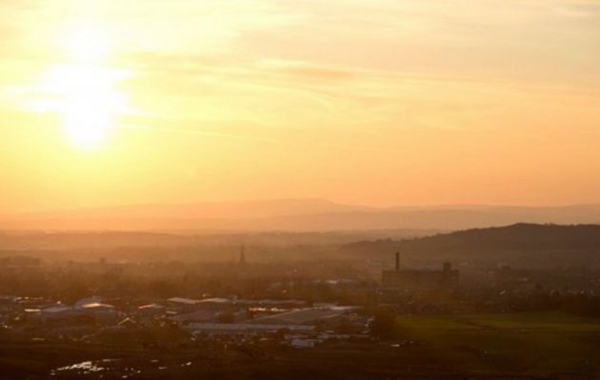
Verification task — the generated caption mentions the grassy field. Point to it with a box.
[395,312,600,377]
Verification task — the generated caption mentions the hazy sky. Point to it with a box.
[0,0,599,212]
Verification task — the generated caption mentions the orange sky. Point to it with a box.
[0,0,599,213]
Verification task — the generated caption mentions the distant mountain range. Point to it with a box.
[1,199,600,232]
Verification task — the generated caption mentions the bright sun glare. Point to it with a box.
[48,65,123,150]
[36,25,126,151]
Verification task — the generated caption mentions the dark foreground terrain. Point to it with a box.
[1,312,599,380]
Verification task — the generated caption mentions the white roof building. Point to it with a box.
[40,305,78,320]
[167,297,203,306]
[186,323,314,334]
[81,303,116,314]
[75,297,104,309]
[249,307,354,325]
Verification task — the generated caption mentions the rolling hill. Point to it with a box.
[343,223,600,268]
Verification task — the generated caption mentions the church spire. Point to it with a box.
[239,244,246,265]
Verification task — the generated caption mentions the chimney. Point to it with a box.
[395,252,400,271]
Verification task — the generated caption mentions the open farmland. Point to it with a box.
[395,312,600,377]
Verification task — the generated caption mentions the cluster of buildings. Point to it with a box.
[6,249,597,351]
[0,293,368,349]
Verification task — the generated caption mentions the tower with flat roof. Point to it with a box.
[382,252,459,295]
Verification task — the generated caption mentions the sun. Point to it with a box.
[37,25,128,151]
[45,65,124,151]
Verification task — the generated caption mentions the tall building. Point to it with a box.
[382,252,459,294]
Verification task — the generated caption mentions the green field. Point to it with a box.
[395,312,600,377]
